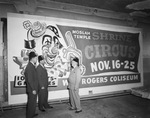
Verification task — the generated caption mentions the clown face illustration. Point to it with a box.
[42,26,63,68]
[13,20,85,80]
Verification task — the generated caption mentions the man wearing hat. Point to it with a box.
[67,57,82,113]
[37,55,53,112]
[24,51,38,118]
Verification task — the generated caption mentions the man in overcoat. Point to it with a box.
[37,55,53,112]
[24,51,38,118]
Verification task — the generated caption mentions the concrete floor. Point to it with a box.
[0,94,150,118]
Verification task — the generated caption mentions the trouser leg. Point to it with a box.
[43,89,50,108]
[74,89,82,111]
[26,93,37,118]
[69,89,76,108]
[38,89,45,110]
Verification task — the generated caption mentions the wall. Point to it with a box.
[0,3,150,104]
[139,23,150,87]
[0,22,3,102]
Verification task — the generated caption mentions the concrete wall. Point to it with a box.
[0,22,3,102]
[139,23,150,87]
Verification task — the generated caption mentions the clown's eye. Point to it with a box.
[53,36,63,49]
[42,35,52,45]
[53,36,58,43]
[53,36,59,46]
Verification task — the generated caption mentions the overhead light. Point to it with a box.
[126,0,150,10]
[129,11,149,17]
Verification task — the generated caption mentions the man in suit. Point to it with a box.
[37,55,53,112]
[24,51,38,118]
[67,57,82,113]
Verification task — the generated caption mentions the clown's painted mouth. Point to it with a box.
[46,54,57,65]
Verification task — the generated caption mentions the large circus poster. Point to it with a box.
[7,13,143,105]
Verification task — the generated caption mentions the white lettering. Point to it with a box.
[81,77,108,84]
[91,61,110,72]
[110,75,139,82]
[62,80,68,86]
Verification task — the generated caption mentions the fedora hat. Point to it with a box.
[29,51,37,60]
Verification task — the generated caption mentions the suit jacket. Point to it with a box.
[24,62,38,93]
[36,64,48,89]
[68,66,81,90]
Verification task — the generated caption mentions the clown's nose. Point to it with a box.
[51,47,58,54]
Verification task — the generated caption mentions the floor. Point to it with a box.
[0,94,150,118]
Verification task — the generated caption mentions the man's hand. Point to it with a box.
[41,87,45,89]
[74,86,78,91]
[32,90,36,95]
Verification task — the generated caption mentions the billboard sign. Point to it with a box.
[7,13,143,105]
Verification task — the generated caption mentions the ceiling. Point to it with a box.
[0,0,150,19]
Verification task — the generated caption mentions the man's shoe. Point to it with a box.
[69,107,76,110]
[46,106,53,109]
[33,113,38,117]
[75,110,82,113]
[39,109,46,112]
